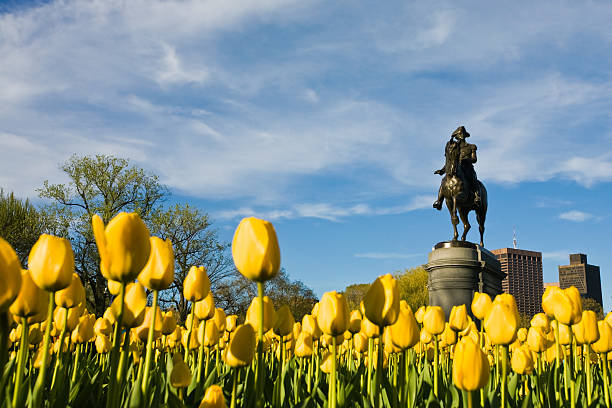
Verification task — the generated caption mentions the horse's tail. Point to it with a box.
[478,181,487,215]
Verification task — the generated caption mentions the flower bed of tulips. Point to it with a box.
[0,212,611,407]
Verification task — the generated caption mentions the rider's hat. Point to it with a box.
[452,126,470,138]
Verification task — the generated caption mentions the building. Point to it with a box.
[558,254,602,306]
[491,248,544,316]
[543,282,560,289]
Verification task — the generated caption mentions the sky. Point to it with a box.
[1,0,611,310]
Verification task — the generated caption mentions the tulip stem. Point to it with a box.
[585,344,592,405]
[0,312,9,376]
[569,330,576,408]
[433,335,439,399]
[603,353,610,408]
[12,317,29,407]
[367,337,373,397]
[141,289,158,396]
[464,390,473,408]
[230,368,238,408]
[33,292,55,408]
[186,303,196,355]
[71,343,81,384]
[256,281,265,408]
[329,336,337,408]
[500,345,508,408]
[107,281,126,408]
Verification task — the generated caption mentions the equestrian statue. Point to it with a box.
[432,126,488,246]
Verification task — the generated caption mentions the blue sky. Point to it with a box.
[1,0,611,309]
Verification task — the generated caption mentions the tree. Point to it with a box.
[0,189,64,264]
[215,269,318,323]
[38,154,169,315]
[344,284,369,311]
[149,203,236,323]
[582,297,604,319]
[395,266,429,312]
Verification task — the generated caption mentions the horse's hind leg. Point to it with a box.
[448,198,459,241]
[459,208,471,241]
[476,209,485,247]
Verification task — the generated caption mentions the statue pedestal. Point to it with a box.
[425,241,505,320]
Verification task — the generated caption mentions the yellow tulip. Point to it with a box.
[441,323,457,347]
[54,305,82,332]
[526,327,548,352]
[246,296,276,333]
[212,308,226,332]
[111,282,147,328]
[317,291,349,337]
[452,336,490,391]
[546,286,582,325]
[320,350,333,374]
[94,317,112,336]
[135,306,163,342]
[302,314,322,339]
[517,327,528,343]
[170,354,192,388]
[354,332,368,353]
[72,314,95,343]
[348,310,362,333]
[592,320,612,354]
[55,273,85,309]
[471,292,492,321]
[28,234,74,292]
[199,384,225,408]
[232,217,280,282]
[92,212,151,283]
[161,310,178,335]
[0,237,22,311]
[449,304,469,332]
[573,310,600,345]
[225,324,256,368]
[226,315,238,333]
[552,320,572,345]
[511,346,534,375]
[95,334,111,353]
[363,274,399,327]
[420,327,433,344]
[29,324,42,345]
[10,269,47,318]
[295,331,314,357]
[530,313,550,333]
[389,300,419,350]
[199,320,219,347]
[414,306,426,324]
[108,280,122,296]
[138,236,174,291]
[183,266,211,303]
[361,316,380,338]
[484,294,519,345]
[423,306,445,335]
[273,305,295,337]
[606,311,612,328]
[182,327,200,350]
[541,286,560,317]
[194,292,215,320]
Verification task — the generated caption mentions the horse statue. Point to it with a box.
[438,138,488,246]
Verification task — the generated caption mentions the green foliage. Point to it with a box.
[344,284,369,311]
[395,266,429,312]
[582,297,604,319]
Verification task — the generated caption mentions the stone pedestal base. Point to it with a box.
[425,241,505,320]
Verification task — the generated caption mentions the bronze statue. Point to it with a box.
[433,126,488,246]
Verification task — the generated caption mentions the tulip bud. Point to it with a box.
[182,328,199,350]
[295,331,314,357]
[484,294,519,345]
[199,320,219,347]
[0,237,22,312]
[449,304,469,332]
[348,310,362,334]
[592,320,612,354]
[94,317,112,336]
[111,282,147,328]
[225,324,256,368]
[135,306,163,342]
[199,384,225,408]
[161,310,178,335]
[552,320,571,345]
[471,292,492,321]
[530,313,550,333]
[572,310,599,345]
[354,331,368,353]
[420,327,433,344]
[95,334,111,353]
[29,324,43,345]
[28,234,74,292]
[511,346,534,375]
[517,327,528,343]
[317,291,349,337]
[55,273,85,309]
[73,314,95,343]
[194,292,215,320]
[452,336,490,391]
[10,269,47,318]
[92,212,151,283]
[226,315,238,333]
[389,300,419,350]
[441,323,457,347]
[170,354,192,388]
[231,217,281,282]
[526,327,548,352]
[108,280,122,296]
[246,296,275,333]
[54,305,82,332]
[363,274,399,327]
[362,316,380,338]
[546,286,583,325]
[301,314,322,339]
[320,350,333,374]
[212,308,226,333]
[138,236,174,291]
[414,306,426,324]
[183,266,211,303]
[273,305,295,337]
[423,306,445,335]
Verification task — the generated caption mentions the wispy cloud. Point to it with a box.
[559,210,594,222]
[354,252,422,259]
[542,250,571,261]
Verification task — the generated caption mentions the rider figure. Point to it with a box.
[433,126,481,210]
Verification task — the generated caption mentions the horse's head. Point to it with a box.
[445,140,460,176]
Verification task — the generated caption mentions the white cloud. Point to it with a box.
[155,44,208,86]
[559,210,594,222]
[354,252,422,259]
[542,250,571,261]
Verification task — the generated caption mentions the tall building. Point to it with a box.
[558,254,602,306]
[491,248,544,316]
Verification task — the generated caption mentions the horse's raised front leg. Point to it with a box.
[459,208,471,241]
